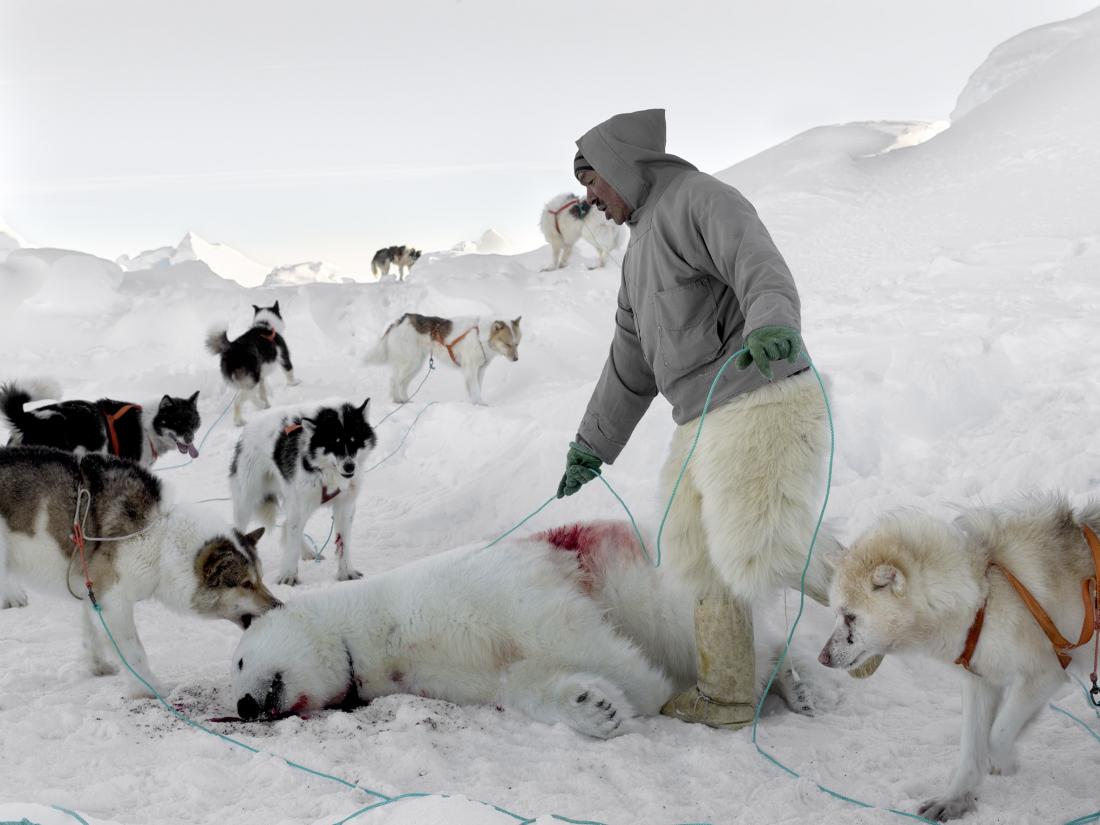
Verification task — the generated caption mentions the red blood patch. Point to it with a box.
[288,694,312,715]
[537,522,642,593]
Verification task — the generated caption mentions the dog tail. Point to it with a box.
[205,326,231,356]
[0,378,62,439]
[364,315,405,365]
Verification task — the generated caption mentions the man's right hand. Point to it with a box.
[556,442,603,498]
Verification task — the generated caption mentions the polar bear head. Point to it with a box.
[231,604,355,720]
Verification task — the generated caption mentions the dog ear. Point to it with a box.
[511,316,521,329]
[244,527,265,544]
[299,416,317,433]
[252,304,261,314]
[189,390,200,405]
[871,564,905,595]
[160,394,172,409]
[491,320,506,333]
[271,300,281,315]
[357,397,370,416]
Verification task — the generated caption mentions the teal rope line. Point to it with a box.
[304,517,335,562]
[1049,703,1100,745]
[89,601,391,803]
[732,355,938,825]
[482,495,558,549]
[363,402,438,473]
[375,360,435,426]
[596,475,652,565]
[1049,701,1100,825]
[51,804,91,824]
[154,393,237,472]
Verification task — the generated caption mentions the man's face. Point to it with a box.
[579,170,633,225]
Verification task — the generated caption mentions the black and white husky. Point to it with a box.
[231,521,815,732]
[364,313,521,405]
[229,399,376,586]
[539,192,623,271]
[205,302,300,427]
[0,446,280,696]
[0,380,201,467]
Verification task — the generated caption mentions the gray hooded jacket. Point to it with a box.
[575,109,809,463]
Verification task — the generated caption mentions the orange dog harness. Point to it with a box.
[957,526,1100,682]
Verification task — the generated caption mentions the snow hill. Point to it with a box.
[117,231,272,287]
[1,9,1099,825]
[0,216,26,261]
[264,260,352,287]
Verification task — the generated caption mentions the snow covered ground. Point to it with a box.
[2,8,1099,825]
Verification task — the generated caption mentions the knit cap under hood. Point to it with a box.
[574,109,696,217]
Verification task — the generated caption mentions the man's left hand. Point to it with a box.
[735,326,803,380]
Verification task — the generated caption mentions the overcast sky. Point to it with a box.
[1,0,1096,274]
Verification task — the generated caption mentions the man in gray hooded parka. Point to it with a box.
[557,109,876,730]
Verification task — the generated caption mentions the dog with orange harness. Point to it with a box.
[818,494,1100,822]
[0,379,201,467]
[364,312,521,405]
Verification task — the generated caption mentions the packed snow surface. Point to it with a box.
[2,8,1099,825]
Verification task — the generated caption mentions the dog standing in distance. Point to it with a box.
[819,495,1100,822]
[0,447,280,696]
[206,302,300,426]
[230,521,816,732]
[371,246,422,281]
[229,399,376,586]
[1,379,201,467]
[364,313,521,405]
[539,192,623,271]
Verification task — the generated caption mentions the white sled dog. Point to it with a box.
[539,192,623,271]
[0,447,280,696]
[229,399,376,586]
[819,495,1100,822]
[364,312,521,405]
[231,521,816,733]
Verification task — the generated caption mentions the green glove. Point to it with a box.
[735,326,803,380]
[556,442,603,498]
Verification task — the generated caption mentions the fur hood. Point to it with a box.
[575,109,696,224]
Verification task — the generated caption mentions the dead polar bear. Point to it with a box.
[231,521,816,736]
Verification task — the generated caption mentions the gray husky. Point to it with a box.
[0,447,281,696]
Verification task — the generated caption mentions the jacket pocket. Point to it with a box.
[653,278,722,373]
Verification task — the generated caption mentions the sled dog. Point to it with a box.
[371,245,422,281]
[819,495,1100,821]
[231,521,816,734]
[229,399,376,586]
[1,379,201,467]
[364,313,521,405]
[205,302,300,426]
[0,447,279,695]
[539,192,623,271]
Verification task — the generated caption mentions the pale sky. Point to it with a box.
[2,0,1096,274]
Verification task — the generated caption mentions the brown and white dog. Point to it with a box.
[364,313,521,405]
[0,446,280,697]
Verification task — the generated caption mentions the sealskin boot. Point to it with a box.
[661,595,756,729]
